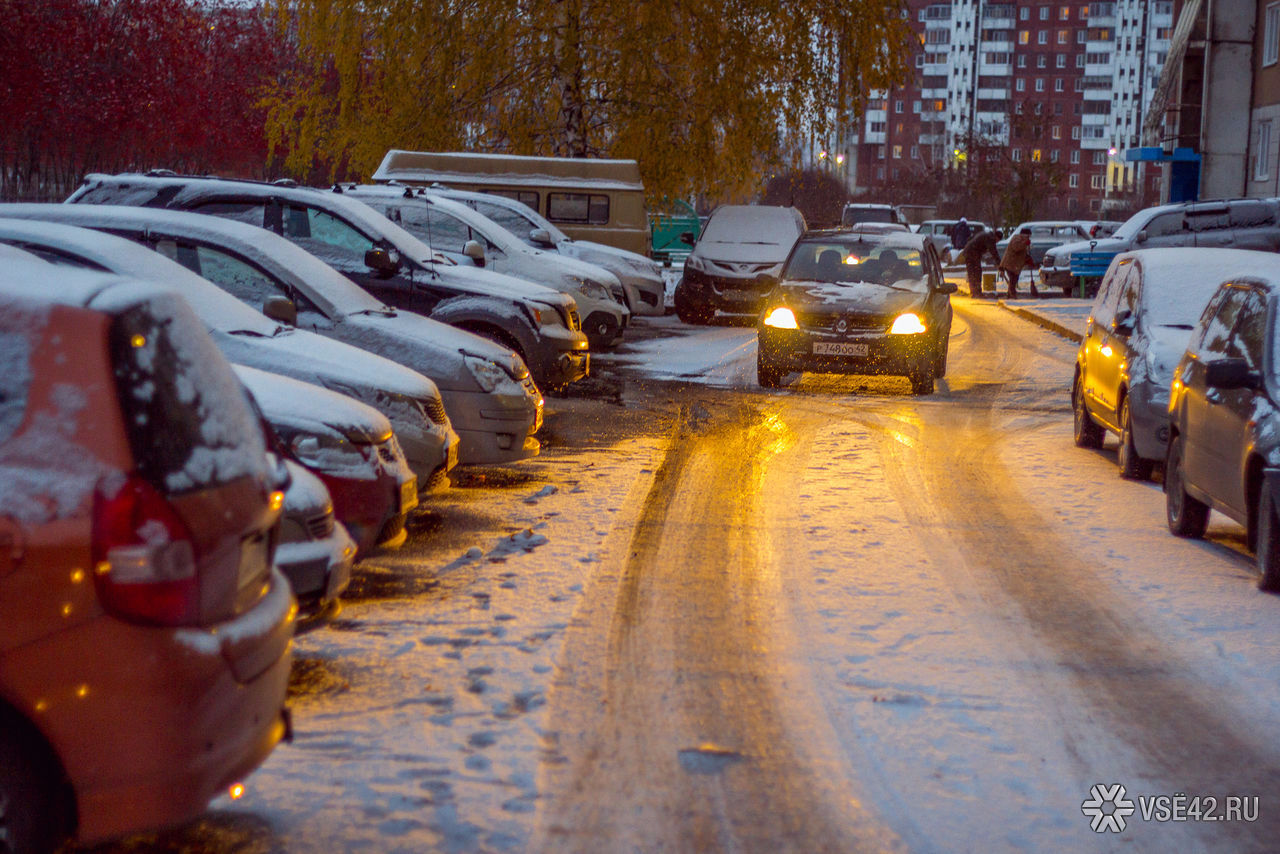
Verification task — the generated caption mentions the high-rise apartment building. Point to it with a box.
[840,0,1173,216]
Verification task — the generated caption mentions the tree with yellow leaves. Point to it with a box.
[264,0,913,203]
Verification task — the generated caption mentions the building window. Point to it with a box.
[1256,120,1273,180]
[1036,78,1046,91]
[1016,78,1027,91]
[1055,78,1065,91]
[913,100,922,112]
[1032,148,1043,162]
[1071,149,1081,163]
[1052,125,1062,139]
[1075,78,1085,91]
[876,166,886,180]
[1072,126,1082,140]
[870,121,886,132]
[916,54,925,67]
[1077,30,1087,43]
[1019,30,1030,43]
[1091,174,1106,189]
[894,100,904,113]
[1093,151,1106,164]
[1266,3,1280,66]
[1058,29,1069,44]
[1038,30,1049,44]
[1039,6,1049,20]
[1057,53,1067,68]
[1070,173,1080,187]
[1018,55,1027,68]
[1055,102,1065,115]
[1020,7,1029,20]
[910,145,920,158]
[1050,149,1061,162]
[1038,55,1048,68]
[1013,149,1023,162]
[893,144,903,159]
[1076,54,1085,67]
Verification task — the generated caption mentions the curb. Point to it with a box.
[996,300,1084,343]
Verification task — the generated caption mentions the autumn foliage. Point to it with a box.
[0,0,291,201]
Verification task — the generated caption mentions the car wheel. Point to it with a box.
[1117,396,1154,480]
[0,715,70,854]
[757,348,784,388]
[673,285,712,325]
[1165,434,1210,538]
[908,367,934,395]
[1257,487,1280,591]
[1072,376,1104,449]
[932,336,949,378]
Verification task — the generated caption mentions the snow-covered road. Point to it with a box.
[89,299,1280,852]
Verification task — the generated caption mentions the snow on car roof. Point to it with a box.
[1124,248,1280,327]
[1,203,386,319]
[0,214,284,333]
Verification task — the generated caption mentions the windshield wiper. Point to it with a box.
[1158,323,1195,330]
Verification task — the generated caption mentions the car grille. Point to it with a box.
[306,512,335,540]
[567,308,581,330]
[421,395,449,426]
[800,313,889,334]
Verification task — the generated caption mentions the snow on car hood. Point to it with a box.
[213,324,439,403]
[280,459,332,517]
[559,240,663,282]
[426,260,573,307]
[233,364,393,444]
[783,279,926,314]
[335,309,521,387]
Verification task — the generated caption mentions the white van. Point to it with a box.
[372,150,651,257]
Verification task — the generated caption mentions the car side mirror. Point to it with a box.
[1110,308,1136,337]
[679,231,696,246]
[1135,230,1148,244]
[1205,357,1262,390]
[937,280,958,295]
[463,239,486,265]
[262,295,297,326]
[365,246,401,277]
[529,228,553,246]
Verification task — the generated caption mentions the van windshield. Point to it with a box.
[700,207,801,246]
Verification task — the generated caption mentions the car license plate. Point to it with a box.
[400,478,419,514]
[813,341,868,357]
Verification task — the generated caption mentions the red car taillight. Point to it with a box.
[91,475,199,627]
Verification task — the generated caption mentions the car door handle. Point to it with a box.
[1206,389,1223,405]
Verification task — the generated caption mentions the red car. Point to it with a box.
[235,365,418,553]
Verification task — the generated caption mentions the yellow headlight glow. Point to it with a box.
[889,313,927,335]
[844,255,862,265]
[763,307,798,329]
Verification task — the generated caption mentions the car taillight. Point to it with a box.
[91,474,199,626]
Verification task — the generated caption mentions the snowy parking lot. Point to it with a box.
[86,298,1280,853]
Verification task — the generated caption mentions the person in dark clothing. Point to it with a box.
[999,227,1038,299]
[962,228,1003,298]
[949,218,972,255]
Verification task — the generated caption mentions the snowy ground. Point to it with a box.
[87,300,1280,852]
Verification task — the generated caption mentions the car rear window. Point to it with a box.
[108,293,268,494]
[842,207,895,225]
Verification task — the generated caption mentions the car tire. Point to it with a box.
[0,713,70,854]
[1165,434,1210,538]
[908,367,934,395]
[932,337,949,378]
[1117,396,1154,480]
[1257,487,1280,591]
[1072,376,1104,449]
[757,348,784,388]
[673,286,712,325]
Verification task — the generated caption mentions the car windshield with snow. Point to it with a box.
[756,231,956,394]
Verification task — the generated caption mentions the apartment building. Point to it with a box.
[843,0,1173,216]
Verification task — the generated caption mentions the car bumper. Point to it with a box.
[1040,267,1074,290]
[758,326,936,378]
[443,380,544,465]
[9,571,296,843]
[680,268,776,314]
[275,520,356,611]
[525,327,590,391]
[620,274,666,316]
[316,470,413,554]
[1127,381,1171,462]
[395,420,456,491]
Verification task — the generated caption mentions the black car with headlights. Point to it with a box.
[756,231,956,394]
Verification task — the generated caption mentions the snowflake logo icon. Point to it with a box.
[1081,783,1136,832]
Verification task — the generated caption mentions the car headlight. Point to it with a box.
[684,254,707,273]
[1043,252,1057,267]
[573,278,611,301]
[288,429,370,472]
[319,380,428,436]
[763,307,798,329]
[889,313,927,335]
[464,353,512,392]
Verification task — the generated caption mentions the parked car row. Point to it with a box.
[1072,247,1280,589]
[0,168,680,849]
